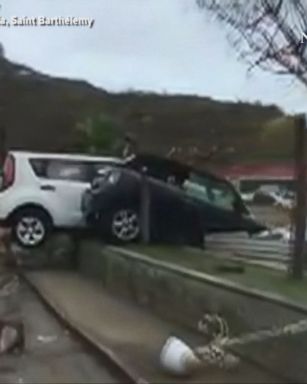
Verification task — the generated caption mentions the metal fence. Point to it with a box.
[206,233,292,265]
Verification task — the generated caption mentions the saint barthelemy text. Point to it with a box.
[0,16,95,28]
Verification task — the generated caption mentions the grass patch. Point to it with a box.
[128,244,307,306]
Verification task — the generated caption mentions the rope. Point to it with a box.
[195,313,307,370]
[196,314,238,369]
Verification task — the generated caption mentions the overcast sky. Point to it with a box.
[0,0,306,113]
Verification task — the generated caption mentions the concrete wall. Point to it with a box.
[77,241,306,336]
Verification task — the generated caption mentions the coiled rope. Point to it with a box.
[195,313,307,369]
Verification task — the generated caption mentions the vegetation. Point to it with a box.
[74,113,123,155]
[196,0,307,280]
[0,56,288,164]
[129,245,307,306]
[259,116,295,161]
[196,1,307,87]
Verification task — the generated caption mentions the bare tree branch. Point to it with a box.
[196,0,307,88]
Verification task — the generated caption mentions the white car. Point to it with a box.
[241,192,255,204]
[0,151,122,247]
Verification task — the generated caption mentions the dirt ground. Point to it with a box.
[0,273,122,384]
[26,270,286,384]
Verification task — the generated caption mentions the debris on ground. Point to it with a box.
[198,314,229,344]
[161,313,307,377]
[0,320,24,354]
[195,343,240,371]
[160,313,239,377]
[37,335,58,344]
[196,314,240,370]
[255,226,292,242]
[0,276,19,298]
[160,336,202,376]
[195,314,307,375]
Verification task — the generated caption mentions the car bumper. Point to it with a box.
[0,218,10,227]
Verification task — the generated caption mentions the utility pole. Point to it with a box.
[140,166,150,244]
[292,114,307,279]
[0,125,7,167]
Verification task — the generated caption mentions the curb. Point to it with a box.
[21,273,148,384]
[109,246,307,315]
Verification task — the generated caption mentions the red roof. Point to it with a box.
[217,163,296,180]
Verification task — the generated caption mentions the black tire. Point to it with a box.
[11,208,52,248]
[103,207,141,244]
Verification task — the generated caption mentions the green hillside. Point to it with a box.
[0,56,293,166]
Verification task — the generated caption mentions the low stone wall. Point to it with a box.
[12,233,77,270]
[77,241,306,335]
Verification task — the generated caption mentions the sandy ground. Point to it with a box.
[0,275,122,384]
[26,271,285,384]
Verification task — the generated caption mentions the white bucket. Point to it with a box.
[160,337,201,376]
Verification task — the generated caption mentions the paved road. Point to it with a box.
[0,278,122,384]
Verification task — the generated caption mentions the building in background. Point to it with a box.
[217,163,295,193]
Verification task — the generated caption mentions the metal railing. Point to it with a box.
[206,233,292,263]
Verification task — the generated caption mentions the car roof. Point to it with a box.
[9,151,123,163]
[124,153,228,183]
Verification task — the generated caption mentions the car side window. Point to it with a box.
[92,162,114,175]
[183,172,236,211]
[45,160,90,182]
[29,159,48,177]
[87,162,117,183]
[209,182,236,211]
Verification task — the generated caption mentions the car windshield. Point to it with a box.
[183,172,237,211]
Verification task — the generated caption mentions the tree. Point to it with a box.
[74,113,123,155]
[167,144,235,166]
[196,0,307,279]
[260,116,295,160]
[196,0,307,87]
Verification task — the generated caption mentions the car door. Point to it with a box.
[146,176,187,241]
[40,159,93,227]
[182,172,242,232]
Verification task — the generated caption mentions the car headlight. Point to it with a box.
[107,170,121,185]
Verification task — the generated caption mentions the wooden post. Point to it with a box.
[292,114,307,279]
[140,167,150,244]
[0,126,10,262]
[0,125,7,167]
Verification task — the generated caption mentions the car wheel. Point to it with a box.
[12,208,52,248]
[109,208,140,244]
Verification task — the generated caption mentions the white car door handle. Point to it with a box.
[40,184,56,192]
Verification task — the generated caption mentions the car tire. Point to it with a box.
[12,208,52,248]
[105,207,141,244]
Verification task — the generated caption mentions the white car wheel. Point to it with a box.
[13,209,51,248]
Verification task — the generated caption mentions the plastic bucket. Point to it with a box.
[160,337,201,376]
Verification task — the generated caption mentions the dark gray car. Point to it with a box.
[82,154,266,246]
